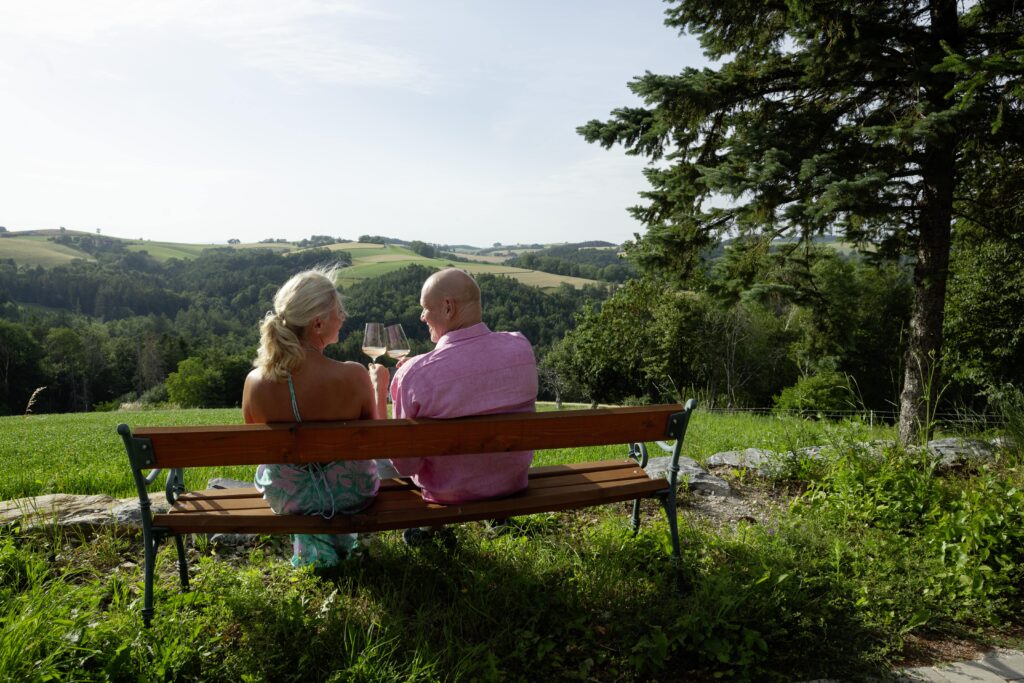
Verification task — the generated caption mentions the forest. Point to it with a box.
[0,243,611,415]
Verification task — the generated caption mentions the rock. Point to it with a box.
[109,498,170,526]
[0,493,171,531]
[706,448,776,475]
[209,533,259,547]
[645,455,732,497]
[992,435,1019,452]
[924,437,996,468]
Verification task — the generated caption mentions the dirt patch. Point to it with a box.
[896,632,991,668]
[683,470,799,531]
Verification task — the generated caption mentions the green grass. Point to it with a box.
[0,409,1021,680]
[0,235,93,265]
[124,241,214,260]
[335,252,599,290]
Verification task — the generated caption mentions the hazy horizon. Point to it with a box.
[0,1,707,248]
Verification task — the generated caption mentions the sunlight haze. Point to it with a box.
[0,0,706,247]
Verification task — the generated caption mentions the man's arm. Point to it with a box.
[388,363,424,476]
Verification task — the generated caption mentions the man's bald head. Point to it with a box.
[419,268,482,342]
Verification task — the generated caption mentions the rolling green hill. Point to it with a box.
[0,234,94,265]
[0,232,601,291]
[315,242,598,290]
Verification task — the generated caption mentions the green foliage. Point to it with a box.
[800,443,1024,624]
[580,0,1024,440]
[990,384,1024,458]
[166,357,226,408]
[945,223,1024,398]
[773,372,856,418]
[543,247,908,411]
[166,354,250,409]
[0,319,45,414]
[0,246,608,412]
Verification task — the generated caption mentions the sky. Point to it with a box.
[0,1,707,248]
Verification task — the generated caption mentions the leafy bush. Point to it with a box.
[991,383,1024,458]
[800,443,1024,625]
[773,371,855,418]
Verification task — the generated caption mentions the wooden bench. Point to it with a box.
[118,400,697,625]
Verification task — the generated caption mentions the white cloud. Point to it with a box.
[0,0,432,91]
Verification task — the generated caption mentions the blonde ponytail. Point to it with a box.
[254,268,345,382]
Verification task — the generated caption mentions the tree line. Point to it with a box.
[542,230,1023,426]
[503,243,637,283]
[0,250,610,415]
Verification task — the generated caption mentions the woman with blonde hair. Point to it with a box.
[242,267,387,568]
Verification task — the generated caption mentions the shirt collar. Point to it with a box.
[435,322,490,349]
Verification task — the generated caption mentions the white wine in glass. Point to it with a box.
[385,324,410,360]
[362,322,386,362]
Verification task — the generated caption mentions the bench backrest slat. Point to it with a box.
[131,404,683,468]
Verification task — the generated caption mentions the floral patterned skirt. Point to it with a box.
[254,460,379,568]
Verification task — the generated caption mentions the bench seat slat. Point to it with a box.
[167,462,656,515]
[154,476,667,534]
[173,477,416,503]
[172,460,646,507]
[133,404,682,468]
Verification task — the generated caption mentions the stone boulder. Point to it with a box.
[918,437,996,468]
[645,455,732,496]
[705,448,776,475]
[0,493,168,532]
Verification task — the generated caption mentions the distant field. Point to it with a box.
[124,241,212,260]
[0,235,93,265]
[316,243,601,290]
[1,232,602,290]
[460,253,509,264]
[126,240,294,259]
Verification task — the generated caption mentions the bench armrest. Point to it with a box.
[118,424,188,509]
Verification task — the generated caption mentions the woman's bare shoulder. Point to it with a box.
[244,367,273,388]
[329,360,372,381]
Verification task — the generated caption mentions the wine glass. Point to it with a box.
[362,322,386,363]
[385,324,410,361]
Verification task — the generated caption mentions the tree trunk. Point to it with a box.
[897,0,960,445]
[897,211,952,444]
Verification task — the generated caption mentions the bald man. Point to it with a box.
[388,268,538,515]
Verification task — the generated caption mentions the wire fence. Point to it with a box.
[696,406,1010,429]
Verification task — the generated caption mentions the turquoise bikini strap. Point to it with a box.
[286,373,302,422]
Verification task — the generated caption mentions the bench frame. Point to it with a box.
[118,400,696,626]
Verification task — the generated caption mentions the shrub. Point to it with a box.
[773,372,855,418]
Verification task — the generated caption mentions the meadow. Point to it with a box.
[0,235,90,266]
[2,407,1022,681]
[0,233,599,292]
[322,243,598,291]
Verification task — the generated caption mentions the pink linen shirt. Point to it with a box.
[389,322,538,504]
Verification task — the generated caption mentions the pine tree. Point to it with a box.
[580,0,1024,442]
